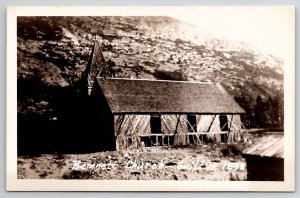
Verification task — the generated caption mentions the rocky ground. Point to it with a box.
[17,143,248,181]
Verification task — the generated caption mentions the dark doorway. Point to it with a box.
[150,115,162,146]
[187,115,197,144]
[219,115,228,143]
[187,115,197,132]
[150,115,161,134]
[219,115,228,131]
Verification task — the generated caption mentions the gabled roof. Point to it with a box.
[243,134,284,158]
[95,77,245,114]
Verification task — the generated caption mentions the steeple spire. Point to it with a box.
[85,39,110,95]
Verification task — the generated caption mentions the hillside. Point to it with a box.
[17,16,284,127]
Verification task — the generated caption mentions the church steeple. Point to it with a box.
[84,39,110,95]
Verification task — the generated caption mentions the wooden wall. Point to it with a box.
[114,115,150,150]
[114,114,243,150]
[161,115,188,134]
[114,115,151,136]
[89,82,116,151]
[227,114,243,142]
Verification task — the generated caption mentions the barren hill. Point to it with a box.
[17,16,284,122]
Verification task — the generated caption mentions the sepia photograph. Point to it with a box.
[6,6,295,191]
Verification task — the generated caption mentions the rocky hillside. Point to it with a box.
[17,16,284,125]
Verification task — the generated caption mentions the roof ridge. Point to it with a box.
[97,77,216,85]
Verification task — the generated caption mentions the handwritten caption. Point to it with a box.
[71,159,245,172]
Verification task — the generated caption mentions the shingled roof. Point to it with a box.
[243,134,284,158]
[95,77,245,114]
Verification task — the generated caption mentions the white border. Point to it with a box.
[6,6,295,191]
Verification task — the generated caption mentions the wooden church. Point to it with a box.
[84,40,246,151]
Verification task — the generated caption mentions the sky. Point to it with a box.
[169,6,294,59]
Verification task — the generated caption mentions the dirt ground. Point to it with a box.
[17,143,248,181]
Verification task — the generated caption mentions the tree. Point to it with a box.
[254,95,264,127]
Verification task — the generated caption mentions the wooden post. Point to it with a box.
[186,117,201,144]
[207,115,217,132]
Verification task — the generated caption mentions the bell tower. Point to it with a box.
[83,39,110,95]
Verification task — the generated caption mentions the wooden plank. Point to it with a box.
[161,114,188,134]
[139,132,226,137]
[116,115,151,136]
[174,115,181,134]
[207,115,217,132]
[161,115,176,134]
[167,135,170,146]
[207,115,221,142]
[186,117,201,143]
[179,115,188,134]
[114,115,125,136]
[197,115,215,132]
